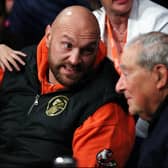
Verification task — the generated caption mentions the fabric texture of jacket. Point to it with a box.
[137,96,168,168]
[0,37,135,167]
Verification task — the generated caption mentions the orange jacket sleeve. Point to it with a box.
[72,102,135,168]
[0,68,4,85]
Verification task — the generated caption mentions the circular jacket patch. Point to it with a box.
[46,95,69,116]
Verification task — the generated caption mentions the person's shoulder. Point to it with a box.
[21,45,37,64]
[132,0,168,30]
[140,0,168,15]
[21,45,37,55]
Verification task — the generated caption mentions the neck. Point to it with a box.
[106,13,128,55]
[108,14,128,32]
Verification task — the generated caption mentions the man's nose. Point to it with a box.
[115,76,125,93]
[69,48,81,65]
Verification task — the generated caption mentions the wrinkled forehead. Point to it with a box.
[120,44,141,68]
[54,25,100,44]
[124,42,141,59]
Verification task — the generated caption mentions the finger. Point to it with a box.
[6,58,21,71]
[13,50,27,57]
[1,54,21,71]
[0,62,6,71]
[0,60,13,71]
[10,53,26,66]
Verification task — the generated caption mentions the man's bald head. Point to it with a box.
[45,6,101,87]
[51,5,100,38]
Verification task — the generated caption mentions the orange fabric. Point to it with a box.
[106,17,127,75]
[0,68,4,85]
[37,36,106,94]
[37,37,64,94]
[73,103,135,168]
[94,40,106,68]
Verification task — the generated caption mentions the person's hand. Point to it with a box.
[0,44,27,71]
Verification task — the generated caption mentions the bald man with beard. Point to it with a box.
[0,6,135,168]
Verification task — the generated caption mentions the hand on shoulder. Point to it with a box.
[0,44,27,71]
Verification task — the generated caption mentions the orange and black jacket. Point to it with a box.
[0,38,135,167]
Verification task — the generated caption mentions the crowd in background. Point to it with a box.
[0,0,167,49]
[0,0,94,49]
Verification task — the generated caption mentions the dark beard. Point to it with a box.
[49,62,96,89]
[67,67,96,91]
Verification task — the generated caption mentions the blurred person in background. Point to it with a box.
[0,0,6,34]
[0,0,92,50]
[0,0,14,42]
[92,0,168,74]
[5,0,14,13]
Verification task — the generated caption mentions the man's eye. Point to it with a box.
[123,71,129,78]
[63,42,73,49]
[80,47,96,55]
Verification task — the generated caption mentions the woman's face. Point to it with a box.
[100,0,133,15]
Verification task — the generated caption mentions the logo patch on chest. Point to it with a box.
[46,95,69,116]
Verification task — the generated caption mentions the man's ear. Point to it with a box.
[45,25,52,48]
[154,64,168,89]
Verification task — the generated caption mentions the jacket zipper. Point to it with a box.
[27,94,40,115]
